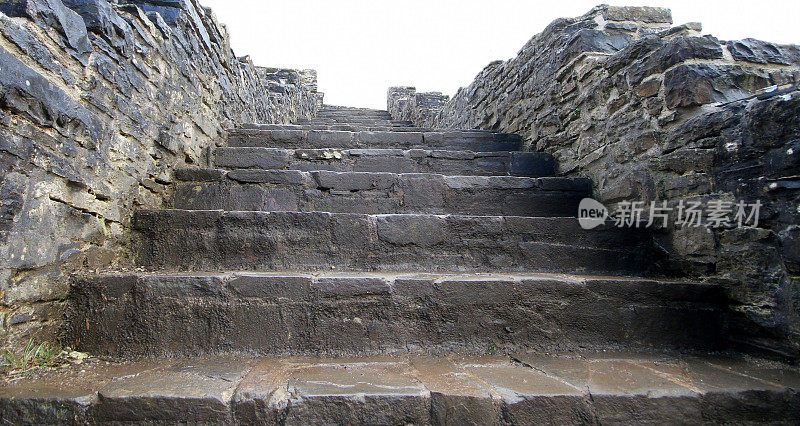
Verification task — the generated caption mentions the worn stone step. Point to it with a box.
[298,118,411,126]
[321,106,389,114]
[228,129,523,151]
[132,210,652,273]
[69,271,727,357]
[213,147,555,177]
[172,169,586,215]
[316,112,393,119]
[240,122,432,132]
[304,121,405,127]
[3,353,799,424]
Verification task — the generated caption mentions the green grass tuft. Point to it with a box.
[1,339,66,375]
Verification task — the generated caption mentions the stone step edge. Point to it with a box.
[209,147,556,177]
[173,168,590,192]
[2,352,797,424]
[74,271,721,303]
[132,209,618,230]
[213,147,552,161]
[232,126,521,139]
[242,123,436,131]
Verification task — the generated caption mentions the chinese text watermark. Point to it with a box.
[578,198,762,230]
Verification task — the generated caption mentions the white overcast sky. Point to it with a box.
[200,0,800,110]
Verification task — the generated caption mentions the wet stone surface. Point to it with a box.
[1,352,798,424]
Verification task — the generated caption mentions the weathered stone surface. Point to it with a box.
[66,272,725,357]
[458,356,592,424]
[0,0,321,347]
[389,4,800,359]
[0,0,92,55]
[727,38,800,66]
[93,356,254,422]
[131,210,652,274]
[214,146,555,176]
[2,353,798,424]
[0,360,159,424]
[229,129,523,151]
[172,169,589,216]
[600,5,672,23]
[411,357,500,425]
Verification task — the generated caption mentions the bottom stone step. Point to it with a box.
[68,272,728,357]
[2,353,798,424]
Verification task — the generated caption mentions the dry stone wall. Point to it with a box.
[0,0,320,348]
[387,86,448,124]
[390,5,800,358]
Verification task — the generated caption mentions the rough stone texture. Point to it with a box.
[67,272,726,357]
[2,353,799,424]
[213,147,556,177]
[172,169,589,216]
[389,4,800,358]
[228,128,523,152]
[131,210,653,274]
[388,86,449,124]
[0,0,321,349]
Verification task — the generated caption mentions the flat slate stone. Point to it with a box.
[4,353,797,424]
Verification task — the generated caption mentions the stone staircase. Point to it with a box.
[71,105,702,357]
[2,106,799,424]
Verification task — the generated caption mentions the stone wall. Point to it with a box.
[389,5,800,358]
[0,0,321,348]
[387,86,448,124]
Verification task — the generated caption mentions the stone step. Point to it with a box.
[316,112,393,119]
[299,121,409,127]
[240,122,432,132]
[298,118,410,125]
[300,121,414,128]
[228,129,523,151]
[69,272,727,357]
[132,210,652,273]
[172,169,586,216]
[213,147,555,176]
[321,106,389,114]
[3,353,799,424]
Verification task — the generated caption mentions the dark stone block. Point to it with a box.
[227,273,314,301]
[174,168,224,182]
[0,0,92,55]
[312,171,397,191]
[510,152,555,177]
[0,45,103,141]
[728,38,800,66]
[312,276,391,298]
[376,214,447,246]
[214,147,291,170]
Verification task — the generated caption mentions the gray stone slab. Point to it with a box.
[93,356,255,423]
[456,356,592,424]
[0,360,159,424]
[411,357,501,425]
[2,353,797,423]
[280,358,431,425]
